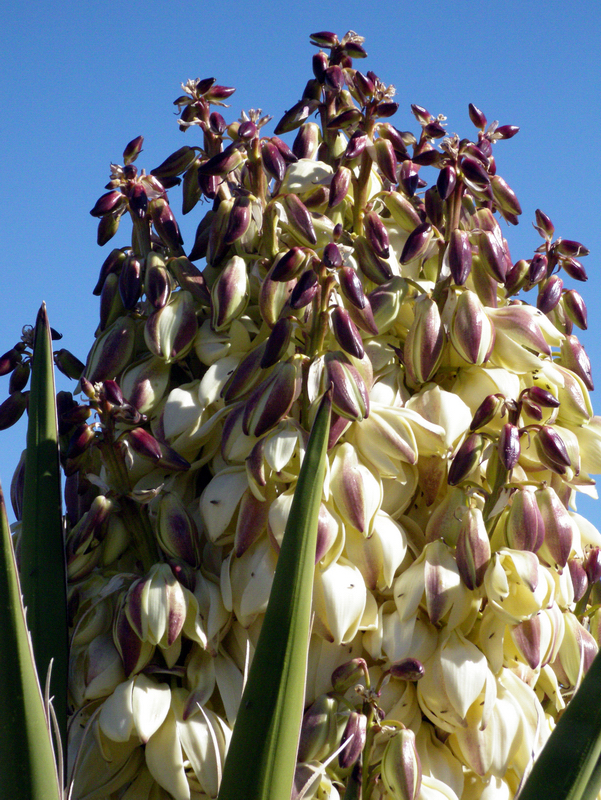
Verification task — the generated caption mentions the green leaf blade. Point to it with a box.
[218,392,331,800]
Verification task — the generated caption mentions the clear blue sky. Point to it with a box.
[1,0,600,527]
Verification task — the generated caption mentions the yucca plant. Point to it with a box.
[3,28,601,800]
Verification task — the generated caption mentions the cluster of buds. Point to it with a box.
[8,29,601,800]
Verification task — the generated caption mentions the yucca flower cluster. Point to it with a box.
[5,29,601,800]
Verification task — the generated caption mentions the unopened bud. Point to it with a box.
[470,394,503,430]
[197,144,245,176]
[261,317,293,368]
[271,247,307,282]
[289,269,319,309]
[403,295,444,384]
[437,165,456,201]
[560,335,593,391]
[292,121,321,159]
[364,211,390,259]
[325,352,369,421]
[561,256,588,282]
[491,174,522,216]
[123,135,143,165]
[150,198,183,250]
[536,485,574,568]
[448,433,486,486]
[534,209,555,240]
[331,658,368,692]
[400,222,433,265]
[118,256,142,310]
[211,255,250,331]
[381,727,422,800]
[242,359,301,437]
[0,390,28,430]
[478,230,507,283]
[535,425,572,474]
[389,657,425,681]
[282,193,317,246]
[331,306,365,359]
[537,275,563,314]
[498,423,520,470]
[449,290,494,365]
[383,191,421,231]
[374,138,398,183]
[339,712,367,769]
[456,506,491,589]
[563,289,588,330]
[354,236,393,284]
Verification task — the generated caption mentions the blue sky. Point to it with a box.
[1,0,600,526]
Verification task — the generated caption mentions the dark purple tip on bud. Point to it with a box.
[537,275,563,314]
[90,191,124,218]
[400,222,433,265]
[527,386,560,408]
[561,257,588,282]
[447,229,472,285]
[468,103,487,130]
[563,289,588,330]
[344,129,369,160]
[331,306,364,359]
[448,433,485,486]
[261,317,293,368]
[339,712,367,769]
[494,125,519,139]
[123,135,144,165]
[389,657,425,682]
[323,242,343,269]
[103,379,124,407]
[128,427,162,461]
[585,547,601,585]
[309,31,339,48]
[528,253,548,284]
[209,111,227,134]
[237,120,258,140]
[272,247,306,282]
[261,141,286,183]
[534,209,555,240]
[556,239,590,258]
[498,423,520,470]
[364,211,390,259]
[470,394,503,430]
[289,269,319,309]
[339,267,367,310]
[437,165,457,201]
[536,425,572,473]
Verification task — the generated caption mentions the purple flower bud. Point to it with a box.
[118,256,142,310]
[344,129,369,160]
[527,386,560,408]
[103,379,124,407]
[537,275,563,314]
[400,222,433,265]
[374,138,398,184]
[437,165,457,201]
[261,317,293,368]
[468,103,487,129]
[331,306,364,359]
[424,187,444,230]
[128,427,163,461]
[237,120,258,140]
[66,423,95,458]
[561,256,588,282]
[556,239,590,258]
[290,269,319,309]
[398,160,420,196]
[389,657,425,681]
[323,242,342,268]
[456,507,491,589]
[0,390,28,430]
[261,140,286,183]
[563,289,588,330]
[270,136,297,163]
[470,394,503,430]
[283,193,317,246]
[8,362,29,394]
[150,199,183,250]
[528,253,548,284]
[324,64,344,92]
[498,423,520,470]
[446,229,472,285]
[448,433,485,486]
[209,111,227,134]
[123,135,144,164]
[325,352,369,422]
[339,712,367,769]
[274,99,319,135]
[343,40,368,58]
[145,262,171,309]
[169,255,210,304]
[491,174,522,216]
[271,247,307,282]
[242,359,301,437]
[569,558,588,602]
[339,267,367,309]
[461,155,490,191]
[0,348,22,377]
[536,486,573,568]
[585,547,601,585]
[310,31,339,48]
[151,146,197,181]
[327,107,363,130]
[331,658,368,692]
[494,125,519,139]
[198,144,245,177]
[534,209,555,239]
[198,173,220,200]
[376,101,399,118]
[89,190,124,218]
[478,230,507,283]
[292,122,320,159]
[223,196,252,245]
[535,425,572,474]
[561,335,594,390]
[328,165,352,208]
[364,211,390,259]
[377,123,409,155]
[312,50,329,82]
[354,236,393,284]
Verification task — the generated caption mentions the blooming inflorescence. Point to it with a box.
[6,28,601,800]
